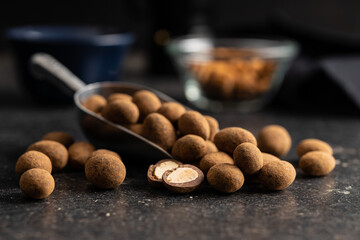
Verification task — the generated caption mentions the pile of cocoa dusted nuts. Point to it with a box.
[15,87,336,199]
[16,131,126,199]
[188,47,276,101]
[81,89,336,194]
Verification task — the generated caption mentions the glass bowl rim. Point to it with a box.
[168,35,299,59]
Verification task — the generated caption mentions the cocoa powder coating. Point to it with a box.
[258,160,296,190]
[132,90,162,121]
[258,125,292,157]
[297,138,333,157]
[251,153,281,183]
[19,168,55,199]
[90,149,121,160]
[214,127,257,155]
[157,102,186,124]
[85,154,126,189]
[143,113,177,151]
[262,153,281,166]
[68,142,96,169]
[42,131,74,148]
[171,135,207,163]
[190,55,275,101]
[102,100,139,124]
[233,142,263,175]
[205,140,218,154]
[299,151,335,176]
[16,151,52,176]
[178,111,210,140]
[124,123,144,136]
[207,163,245,193]
[82,94,107,113]
[27,140,68,172]
[202,70,236,100]
[107,93,133,103]
[204,115,219,141]
[199,152,234,174]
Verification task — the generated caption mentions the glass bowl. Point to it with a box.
[167,36,299,112]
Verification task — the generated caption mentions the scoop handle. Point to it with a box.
[29,53,86,94]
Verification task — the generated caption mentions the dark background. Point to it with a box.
[2,0,360,70]
[1,0,360,111]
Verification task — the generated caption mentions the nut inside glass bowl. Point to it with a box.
[167,36,299,112]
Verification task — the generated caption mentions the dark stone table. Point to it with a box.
[0,54,359,240]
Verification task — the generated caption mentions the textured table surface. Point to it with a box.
[0,55,359,240]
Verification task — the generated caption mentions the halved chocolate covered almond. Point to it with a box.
[162,164,204,193]
[147,159,182,187]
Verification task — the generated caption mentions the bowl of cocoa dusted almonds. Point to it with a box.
[168,36,298,112]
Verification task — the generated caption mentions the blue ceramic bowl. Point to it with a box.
[6,26,134,101]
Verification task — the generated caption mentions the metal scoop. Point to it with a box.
[30,53,176,162]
